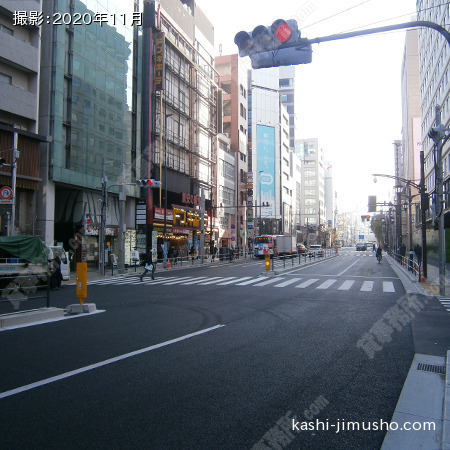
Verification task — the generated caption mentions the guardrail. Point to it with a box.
[129,247,338,271]
[390,251,421,278]
[0,272,51,313]
[272,248,337,270]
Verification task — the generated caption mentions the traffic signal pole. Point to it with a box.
[307,20,450,48]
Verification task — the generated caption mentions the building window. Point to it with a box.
[0,24,14,36]
[0,72,12,84]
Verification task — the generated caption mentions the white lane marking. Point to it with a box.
[0,325,225,400]
[274,278,303,287]
[336,259,360,277]
[383,281,395,292]
[253,277,285,287]
[361,281,374,292]
[316,279,337,290]
[338,280,355,290]
[218,277,250,285]
[236,277,266,286]
[295,279,319,288]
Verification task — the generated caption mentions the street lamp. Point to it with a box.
[373,173,428,278]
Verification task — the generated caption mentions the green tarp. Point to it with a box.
[0,236,49,264]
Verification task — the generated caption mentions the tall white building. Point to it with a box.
[248,68,295,236]
[417,1,450,234]
[294,138,326,227]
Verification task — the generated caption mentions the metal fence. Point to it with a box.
[0,273,51,314]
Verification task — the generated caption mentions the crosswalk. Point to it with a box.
[78,275,400,293]
[438,297,450,314]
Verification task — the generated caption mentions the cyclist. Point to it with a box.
[376,245,382,263]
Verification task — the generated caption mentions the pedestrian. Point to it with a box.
[414,244,422,265]
[51,255,62,289]
[140,252,156,281]
[211,245,218,262]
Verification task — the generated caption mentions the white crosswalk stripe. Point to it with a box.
[218,277,251,285]
[236,276,266,285]
[438,298,450,313]
[253,277,284,287]
[316,279,337,290]
[80,274,398,293]
[295,279,319,289]
[274,278,303,287]
[338,280,355,290]
[361,281,374,291]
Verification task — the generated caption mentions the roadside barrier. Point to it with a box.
[0,273,51,314]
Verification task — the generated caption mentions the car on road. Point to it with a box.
[297,243,307,254]
[356,243,367,251]
[308,244,324,257]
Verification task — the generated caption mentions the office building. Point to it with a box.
[0,0,47,236]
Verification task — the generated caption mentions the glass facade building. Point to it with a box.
[38,0,142,261]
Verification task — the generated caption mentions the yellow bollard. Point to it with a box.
[76,262,87,305]
[265,253,270,273]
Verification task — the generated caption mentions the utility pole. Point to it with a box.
[200,188,205,261]
[99,160,107,276]
[429,105,447,295]
[9,131,19,236]
[420,150,428,278]
[118,163,125,274]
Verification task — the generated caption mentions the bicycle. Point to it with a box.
[377,254,382,263]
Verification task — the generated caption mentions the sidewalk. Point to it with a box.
[383,255,450,450]
[421,260,450,296]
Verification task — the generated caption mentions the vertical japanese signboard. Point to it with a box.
[256,125,275,217]
[154,32,165,91]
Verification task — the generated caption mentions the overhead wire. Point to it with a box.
[300,1,450,37]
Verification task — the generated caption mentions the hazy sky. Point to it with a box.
[195,0,418,213]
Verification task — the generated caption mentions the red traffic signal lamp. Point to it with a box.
[137,178,162,188]
[234,19,312,69]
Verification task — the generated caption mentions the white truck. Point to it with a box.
[274,235,297,256]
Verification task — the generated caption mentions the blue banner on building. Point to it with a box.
[256,125,275,217]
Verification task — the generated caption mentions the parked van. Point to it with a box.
[48,246,70,281]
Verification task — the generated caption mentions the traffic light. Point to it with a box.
[366,215,370,222]
[234,19,312,69]
[137,179,162,188]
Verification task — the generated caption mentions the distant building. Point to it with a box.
[215,54,248,250]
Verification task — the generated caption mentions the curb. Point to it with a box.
[381,353,446,450]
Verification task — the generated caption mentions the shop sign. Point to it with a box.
[154,32,165,91]
[136,199,147,225]
[154,207,173,222]
[172,205,207,230]
[182,192,200,207]
[172,227,191,234]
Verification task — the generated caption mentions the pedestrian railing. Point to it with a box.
[0,273,51,314]
[151,247,338,271]
[390,251,420,278]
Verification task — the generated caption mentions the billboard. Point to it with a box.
[256,125,275,217]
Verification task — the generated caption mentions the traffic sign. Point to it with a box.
[0,186,12,200]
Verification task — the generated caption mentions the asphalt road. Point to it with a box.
[0,249,420,449]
